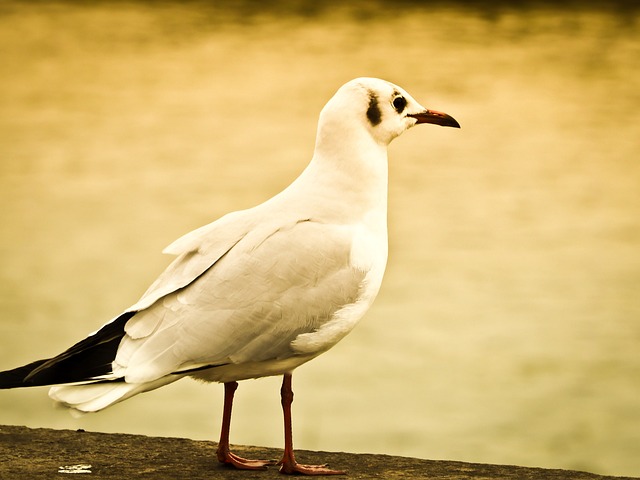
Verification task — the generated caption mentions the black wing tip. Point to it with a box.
[0,359,51,389]
[0,311,134,389]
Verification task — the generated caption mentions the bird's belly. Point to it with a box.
[189,354,318,384]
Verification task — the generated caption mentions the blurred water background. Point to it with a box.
[0,1,638,476]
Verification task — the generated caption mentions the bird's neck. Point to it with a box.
[285,132,389,228]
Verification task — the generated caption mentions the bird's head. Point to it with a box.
[318,77,460,148]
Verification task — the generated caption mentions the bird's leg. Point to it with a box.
[216,381,276,470]
[278,373,346,475]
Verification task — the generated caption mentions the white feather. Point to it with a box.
[49,375,180,412]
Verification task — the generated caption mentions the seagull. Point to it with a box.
[0,78,459,475]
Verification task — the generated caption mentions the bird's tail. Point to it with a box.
[0,311,182,413]
[49,376,180,413]
[0,312,134,390]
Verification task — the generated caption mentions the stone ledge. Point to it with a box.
[0,424,636,479]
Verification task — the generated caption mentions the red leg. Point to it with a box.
[278,373,346,475]
[216,381,276,470]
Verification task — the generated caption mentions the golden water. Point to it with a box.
[0,3,638,476]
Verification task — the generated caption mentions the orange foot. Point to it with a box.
[217,449,277,470]
[279,458,346,476]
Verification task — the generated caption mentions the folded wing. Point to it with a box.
[114,219,365,384]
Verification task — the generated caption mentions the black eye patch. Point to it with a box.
[392,96,407,113]
[367,91,382,126]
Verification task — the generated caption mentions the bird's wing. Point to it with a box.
[129,209,257,313]
[113,218,367,384]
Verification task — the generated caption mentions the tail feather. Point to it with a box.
[0,311,134,389]
[1,311,187,413]
[49,375,181,413]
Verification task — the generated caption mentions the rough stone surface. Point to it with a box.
[0,425,636,479]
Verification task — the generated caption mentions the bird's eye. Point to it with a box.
[392,96,407,113]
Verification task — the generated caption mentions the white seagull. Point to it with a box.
[0,78,459,475]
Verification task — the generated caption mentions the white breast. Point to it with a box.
[291,220,388,355]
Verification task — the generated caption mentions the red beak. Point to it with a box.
[408,109,460,128]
